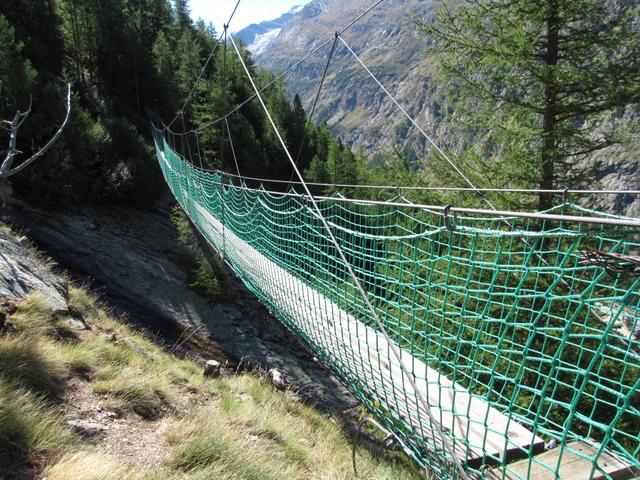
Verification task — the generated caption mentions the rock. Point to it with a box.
[17,236,31,248]
[66,419,108,436]
[0,226,68,314]
[67,316,89,330]
[269,368,286,391]
[5,198,357,414]
[203,359,221,377]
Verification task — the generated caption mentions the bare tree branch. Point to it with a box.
[0,83,71,178]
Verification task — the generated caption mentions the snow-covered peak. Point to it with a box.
[248,28,282,56]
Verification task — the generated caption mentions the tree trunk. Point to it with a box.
[539,0,559,211]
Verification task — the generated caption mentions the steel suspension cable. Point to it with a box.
[228,32,471,480]
[225,116,241,177]
[287,34,340,188]
[337,35,496,212]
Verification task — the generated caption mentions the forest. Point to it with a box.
[0,0,382,206]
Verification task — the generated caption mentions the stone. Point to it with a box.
[269,368,286,391]
[66,419,108,436]
[67,316,88,330]
[17,236,31,248]
[0,227,68,314]
[203,359,221,377]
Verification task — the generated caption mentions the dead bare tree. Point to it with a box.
[0,83,72,207]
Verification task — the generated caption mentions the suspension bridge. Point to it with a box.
[154,1,640,478]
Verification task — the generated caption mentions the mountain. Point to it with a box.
[235,5,305,56]
[250,0,640,214]
[252,0,441,161]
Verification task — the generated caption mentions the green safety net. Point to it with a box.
[153,127,640,479]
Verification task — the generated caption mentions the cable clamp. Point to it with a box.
[443,204,457,231]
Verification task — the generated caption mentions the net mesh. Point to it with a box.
[154,127,640,479]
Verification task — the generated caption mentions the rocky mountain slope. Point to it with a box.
[236,5,305,55]
[2,197,356,411]
[254,0,437,158]
[252,0,640,214]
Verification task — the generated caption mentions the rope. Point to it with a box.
[228,31,471,480]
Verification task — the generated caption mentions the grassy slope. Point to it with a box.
[0,288,421,479]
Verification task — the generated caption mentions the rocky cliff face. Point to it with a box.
[236,5,306,55]
[252,0,640,214]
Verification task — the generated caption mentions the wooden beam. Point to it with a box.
[486,441,638,480]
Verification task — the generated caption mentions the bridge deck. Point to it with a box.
[192,199,544,465]
[485,441,637,480]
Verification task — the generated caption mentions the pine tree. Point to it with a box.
[173,0,191,32]
[0,15,36,115]
[422,0,640,210]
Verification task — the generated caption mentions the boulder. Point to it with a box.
[0,226,68,314]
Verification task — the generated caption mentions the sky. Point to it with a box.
[189,0,311,33]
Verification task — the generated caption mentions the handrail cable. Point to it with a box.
[176,163,640,196]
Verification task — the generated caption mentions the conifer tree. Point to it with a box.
[422,0,640,210]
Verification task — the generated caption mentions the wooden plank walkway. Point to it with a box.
[486,441,638,480]
[190,198,545,465]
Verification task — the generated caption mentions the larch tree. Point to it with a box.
[421,0,640,210]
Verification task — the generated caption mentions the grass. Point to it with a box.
[2,287,420,479]
[0,378,75,457]
[167,375,418,479]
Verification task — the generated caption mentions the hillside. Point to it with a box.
[252,0,640,214]
[0,221,419,479]
[254,0,436,159]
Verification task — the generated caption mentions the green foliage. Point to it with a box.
[0,15,36,115]
[421,0,640,210]
[171,204,225,302]
[0,0,215,204]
